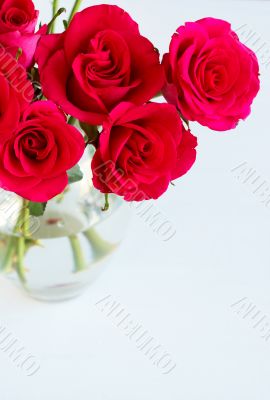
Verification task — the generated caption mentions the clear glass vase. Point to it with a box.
[0,154,130,302]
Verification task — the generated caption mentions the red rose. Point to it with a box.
[0,101,85,202]
[92,102,197,201]
[0,53,33,143]
[23,100,66,122]
[0,0,38,34]
[162,17,260,131]
[36,5,165,125]
[0,0,42,69]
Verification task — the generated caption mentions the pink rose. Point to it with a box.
[162,17,260,131]
[36,5,165,125]
[92,102,197,201]
[0,101,85,202]
[0,0,38,34]
[0,53,33,143]
[0,0,42,69]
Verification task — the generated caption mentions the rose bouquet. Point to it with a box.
[0,0,259,299]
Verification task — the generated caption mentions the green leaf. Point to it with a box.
[68,115,77,126]
[29,201,47,217]
[79,122,99,143]
[67,164,83,184]
[63,19,68,29]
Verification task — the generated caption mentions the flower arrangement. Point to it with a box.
[0,0,260,290]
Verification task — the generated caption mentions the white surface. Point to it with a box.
[1,1,270,399]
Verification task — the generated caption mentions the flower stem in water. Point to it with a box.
[1,237,16,273]
[16,236,26,284]
[68,234,86,272]
[83,228,117,258]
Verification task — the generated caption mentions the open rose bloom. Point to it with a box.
[0,2,260,206]
[0,0,260,293]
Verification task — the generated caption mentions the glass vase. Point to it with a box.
[0,154,130,302]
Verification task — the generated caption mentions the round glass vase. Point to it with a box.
[0,156,130,302]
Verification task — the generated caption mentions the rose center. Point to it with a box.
[127,132,153,167]
[4,8,29,27]
[79,29,131,88]
[15,130,49,160]
[204,64,228,95]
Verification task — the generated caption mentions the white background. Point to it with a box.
[0,1,270,399]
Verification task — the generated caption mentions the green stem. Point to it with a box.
[1,237,16,273]
[16,236,26,284]
[102,194,110,212]
[83,228,117,258]
[1,199,40,285]
[14,199,30,284]
[52,0,59,15]
[68,235,86,272]
[22,199,30,237]
[68,0,83,24]
[51,0,59,33]
[48,7,66,34]
[1,199,28,274]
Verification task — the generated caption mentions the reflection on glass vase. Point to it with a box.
[0,155,131,302]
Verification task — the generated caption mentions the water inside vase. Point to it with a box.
[0,181,130,302]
